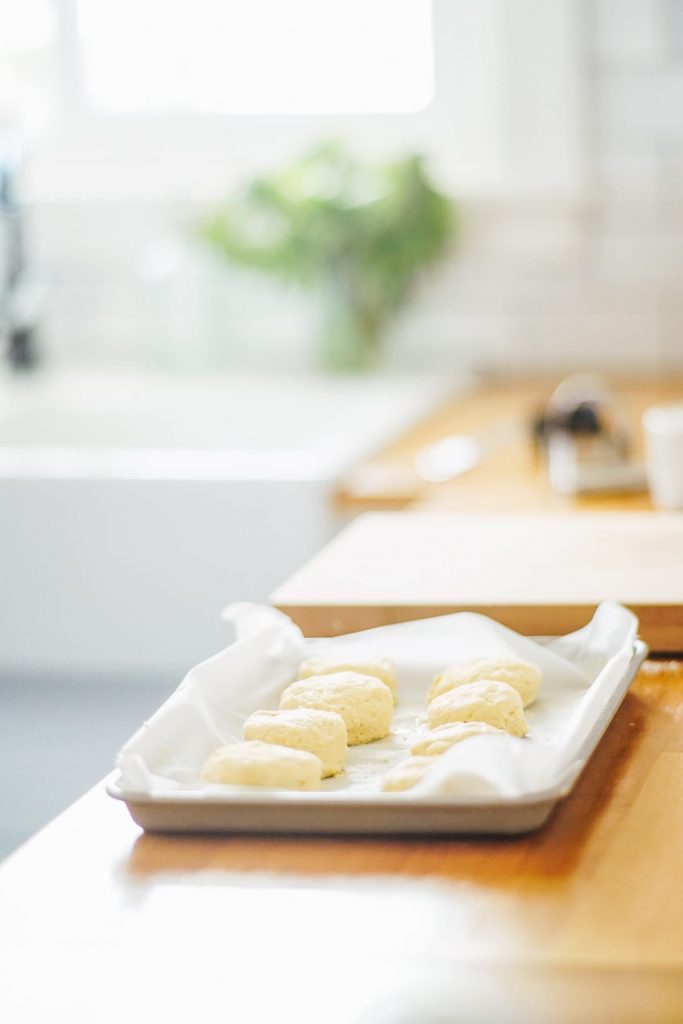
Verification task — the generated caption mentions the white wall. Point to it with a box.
[0,475,344,674]
[15,0,683,376]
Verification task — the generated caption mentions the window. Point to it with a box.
[75,0,434,115]
[5,1,582,203]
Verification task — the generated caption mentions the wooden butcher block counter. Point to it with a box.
[4,377,683,1023]
[3,662,683,1023]
[275,377,683,648]
[334,376,677,512]
[272,510,683,648]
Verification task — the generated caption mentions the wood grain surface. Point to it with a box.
[277,378,683,649]
[5,377,683,1022]
[335,377,683,512]
[2,659,683,1022]
[273,510,683,648]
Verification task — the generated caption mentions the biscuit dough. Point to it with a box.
[298,654,397,704]
[428,657,541,707]
[427,680,528,737]
[381,756,437,792]
[243,708,347,777]
[280,671,393,745]
[411,720,505,756]
[200,740,322,789]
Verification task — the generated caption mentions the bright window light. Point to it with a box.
[75,0,434,115]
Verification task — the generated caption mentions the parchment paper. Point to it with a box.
[116,601,638,800]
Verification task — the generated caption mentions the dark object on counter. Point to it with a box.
[532,375,646,495]
[533,399,602,445]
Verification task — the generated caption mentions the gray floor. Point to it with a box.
[0,672,173,860]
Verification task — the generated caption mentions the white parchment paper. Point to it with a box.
[115,601,639,801]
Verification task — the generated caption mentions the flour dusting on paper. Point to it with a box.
[116,601,638,801]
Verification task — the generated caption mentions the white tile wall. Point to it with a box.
[17,0,683,377]
[594,0,665,65]
[598,69,683,148]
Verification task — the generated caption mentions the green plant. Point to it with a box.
[199,141,456,372]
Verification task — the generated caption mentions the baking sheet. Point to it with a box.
[109,601,645,834]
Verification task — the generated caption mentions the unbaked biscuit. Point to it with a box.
[410,720,505,756]
[280,671,393,745]
[200,740,322,790]
[298,654,397,704]
[428,657,541,707]
[427,680,527,737]
[243,708,347,777]
[381,756,437,792]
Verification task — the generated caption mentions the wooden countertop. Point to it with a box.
[3,656,683,1021]
[336,377,681,512]
[272,510,683,647]
[5,377,683,1022]
[274,376,683,644]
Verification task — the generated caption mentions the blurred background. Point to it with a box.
[1,0,681,855]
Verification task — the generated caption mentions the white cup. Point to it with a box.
[643,403,683,510]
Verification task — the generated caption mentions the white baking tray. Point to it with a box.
[108,603,646,836]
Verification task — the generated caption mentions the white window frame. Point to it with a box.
[33,0,584,203]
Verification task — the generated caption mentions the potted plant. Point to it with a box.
[199,141,455,372]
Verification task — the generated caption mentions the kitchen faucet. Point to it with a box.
[0,133,40,370]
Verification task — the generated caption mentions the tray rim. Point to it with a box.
[107,638,648,834]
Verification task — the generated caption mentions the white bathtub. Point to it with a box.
[0,372,460,676]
